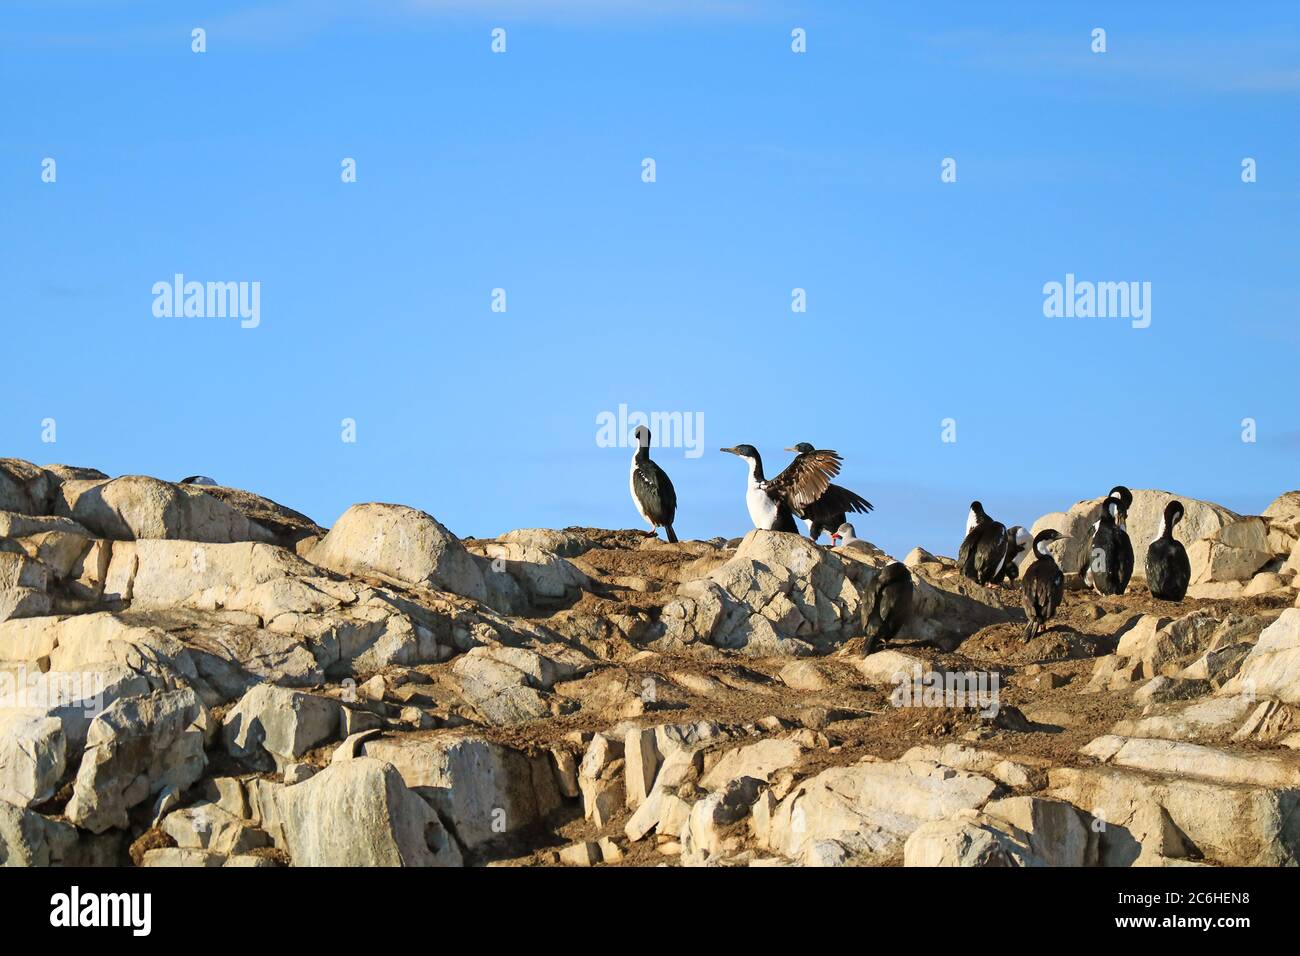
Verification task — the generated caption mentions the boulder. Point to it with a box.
[469,538,591,606]
[1187,517,1274,585]
[361,730,561,852]
[274,756,462,866]
[905,797,1095,867]
[762,759,1000,864]
[0,460,58,517]
[1263,491,1300,552]
[65,688,211,833]
[1081,734,1300,789]
[0,802,80,866]
[55,475,276,544]
[675,531,861,653]
[1048,764,1299,866]
[161,803,270,855]
[903,815,1016,867]
[222,684,342,771]
[310,503,492,606]
[699,737,803,791]
[0,714,66,806]
[1224,608,1300,705]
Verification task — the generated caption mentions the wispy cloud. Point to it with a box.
[921,28,1300,95]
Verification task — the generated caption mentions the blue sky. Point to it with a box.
[3,1,1297,559]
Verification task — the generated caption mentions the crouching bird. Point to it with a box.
[1147,500,1191,601]
[1021,529,1066,641]
[629,425,678,542]
[959,501,1010,585]
[1088,495,1133,595]
[861,561,914,654]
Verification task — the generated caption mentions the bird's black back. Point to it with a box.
[632,459,677,526]
[862,562,913,645]
[1146,537,1190,601]
[1021,553,1064,625]
[959,520,1008,584]
[1089,523,1134,594]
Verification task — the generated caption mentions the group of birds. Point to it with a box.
[958,486,1193,643]
[628,427,873,547]
[627,432,1198,656]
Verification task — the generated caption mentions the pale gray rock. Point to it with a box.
[361,730,561,852]
[762,759,1000,865]
[274,756,463,866]
[1048,764,1299,866]
[222,684,342,771]
[1223,608,1300,705]
[310,503,492,606]
[0,714,65,807]
[65,688,211,834]
[55,475,276,544]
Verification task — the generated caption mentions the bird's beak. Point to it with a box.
[831,534,841,546]
[783,446,797,452]
[720,447,738,455]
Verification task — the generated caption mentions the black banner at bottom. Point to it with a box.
[0,864,1278,942]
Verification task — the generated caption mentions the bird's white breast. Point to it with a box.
[744,462,778,529]
[629,460,653,524]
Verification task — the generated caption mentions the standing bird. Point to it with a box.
[958,501,1010,585]
[628,425,678,543]
[1088,495,1134,595]
[1021,529,1067,641]
[782,442,873,542]
[861,562,914,654]
[1085,485,1134,580]
[719,444,840,534]
[1147,500,1191,601]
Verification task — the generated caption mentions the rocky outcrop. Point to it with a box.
[0,459,1296,869]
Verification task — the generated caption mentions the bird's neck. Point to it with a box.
[633,445,650,464]
[747,456,765,484]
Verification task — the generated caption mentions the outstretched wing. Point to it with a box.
[815,483,873,516]
[766,449,841,511]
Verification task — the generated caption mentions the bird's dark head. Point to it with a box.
[1101,495,1123,522]
[1108,485,1133,524]
[970,501,986,518]
[632,425,652,450]
[720,444,759,461]
[784,442,815,454]
[1033,528,1065,556]
[1164,499,1185,526]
